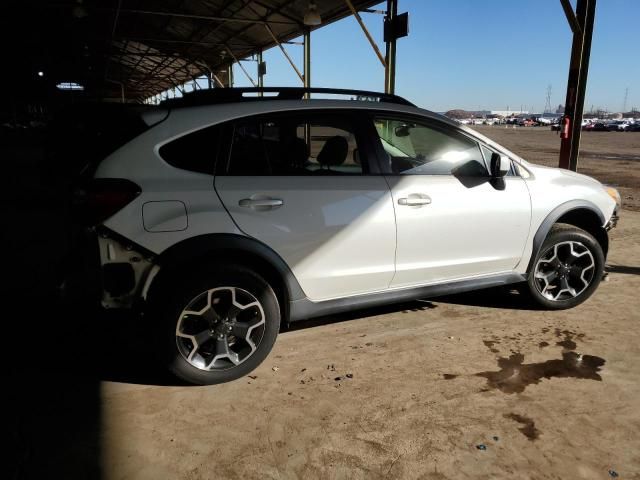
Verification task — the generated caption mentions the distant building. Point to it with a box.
[490,110,529,117]
[556,104,565,114]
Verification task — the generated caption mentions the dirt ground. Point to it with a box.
[472,126,640,211]
[5,128,639,480]
[96,212,640,480]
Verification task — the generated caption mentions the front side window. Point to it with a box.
[480,144,516,176]
[374,117,487,176]
[225,114,364,176]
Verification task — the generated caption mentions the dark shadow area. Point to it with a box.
[606,264,640,276]
[3,126,104,479]
[3,124,193,478]
[285,283,543,335]
[285,299,437,332]
[452,160,492,189]
[2,119,174,477]
[433,284,544,311]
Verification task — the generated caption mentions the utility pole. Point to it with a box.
[544,85,552,113]
[622,87,629,113]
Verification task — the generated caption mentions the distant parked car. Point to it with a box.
[627,122,640,132]
[591,122,609,132]
[607,121,630,132]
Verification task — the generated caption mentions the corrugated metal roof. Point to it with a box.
[4,0,382,101]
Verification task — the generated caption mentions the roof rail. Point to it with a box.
[161,87,415,108]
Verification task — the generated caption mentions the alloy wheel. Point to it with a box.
[534,241,596,301]
[175,287,266,371]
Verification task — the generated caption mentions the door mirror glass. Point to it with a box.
[394,124,413,137]
[490,153,510,177]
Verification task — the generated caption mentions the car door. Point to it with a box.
[370,115,531,288]
[214,110,396,302]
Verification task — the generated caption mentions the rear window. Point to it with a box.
[159,125,220,175]
[48,103,153,179]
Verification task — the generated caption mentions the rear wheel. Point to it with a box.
[156,265,280,385]
[527,223,604,310]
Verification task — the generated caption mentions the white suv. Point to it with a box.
[77,88,620,385]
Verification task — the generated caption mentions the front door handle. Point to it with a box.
[398,194,432,206]
[239,197,284,209]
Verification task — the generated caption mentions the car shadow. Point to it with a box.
[606,264,640,276]
[432,284,544,311]
[285,299,438,332]
[286,284,543,334]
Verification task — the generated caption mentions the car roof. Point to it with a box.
[157,99,460,136]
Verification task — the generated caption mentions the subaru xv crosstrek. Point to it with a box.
[76,87,620,385]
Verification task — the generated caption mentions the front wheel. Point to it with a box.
[156,265,280,385]
[527,223,605,310]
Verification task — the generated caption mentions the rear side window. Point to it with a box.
[223,114,365,176]
[159,125,220,175]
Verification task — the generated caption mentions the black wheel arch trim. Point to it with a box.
[526,199,606,273]
[150,232,307,302]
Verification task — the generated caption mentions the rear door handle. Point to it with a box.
[398,195,431,206]
[239,197,284,208]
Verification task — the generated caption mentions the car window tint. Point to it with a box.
[374,118,486,176]
[159,125,219,175]
[226,115,364,176]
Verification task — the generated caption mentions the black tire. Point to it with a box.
[155,265,280,385]
[526,223,604,310]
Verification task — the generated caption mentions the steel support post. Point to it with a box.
[304,28,311,97]
[384,0,398,95]
[227,63,234,87]
[559,0,596,171]
[257,49,264,96]
[303,28,311,144]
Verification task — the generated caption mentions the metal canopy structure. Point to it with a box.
[2,0,387,102]
[2,1,599,172]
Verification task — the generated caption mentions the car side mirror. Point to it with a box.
[490,153,510,178]
[394,124,412,137]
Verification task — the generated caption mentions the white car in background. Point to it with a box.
[76,87,620,385]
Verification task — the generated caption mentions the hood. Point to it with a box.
[524,161,603,187]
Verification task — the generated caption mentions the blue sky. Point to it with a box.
[230,0,639,112]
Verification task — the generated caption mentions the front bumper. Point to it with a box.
[606,208,620,231]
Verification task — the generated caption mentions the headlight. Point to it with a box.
[604,185,622,208]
